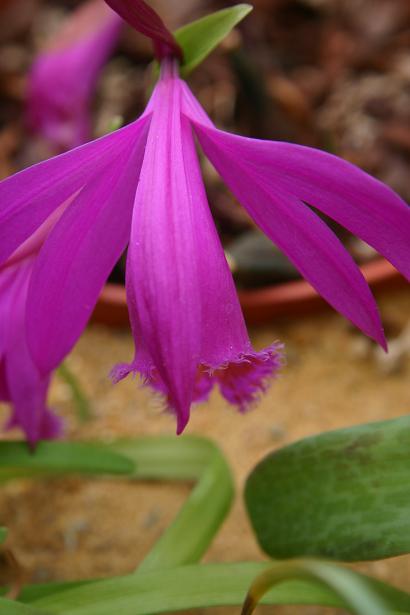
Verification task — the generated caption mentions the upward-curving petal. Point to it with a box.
[188,111,410,282]
[26,116,150,375]
[199,127,385,346]
[182,90,388,346]
[0,120,141,266]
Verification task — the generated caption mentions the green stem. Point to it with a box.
[57,364,91,422]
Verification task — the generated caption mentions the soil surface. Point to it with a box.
[0,286,409,614]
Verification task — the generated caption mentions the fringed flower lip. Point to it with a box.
[1,50,409,433]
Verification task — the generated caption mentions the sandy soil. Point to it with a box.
[0,285,409,614]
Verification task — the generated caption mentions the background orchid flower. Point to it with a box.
[0,0,409,436]
[26,0,122,152]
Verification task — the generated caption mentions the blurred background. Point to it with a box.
[0,0,409,612]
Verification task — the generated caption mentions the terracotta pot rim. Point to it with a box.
[94,257,404,327]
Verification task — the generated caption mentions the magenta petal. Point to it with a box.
[214,346,283,412]
[0,121,142,266]
[27,117,150,374]
[194,126,410,282]
[115,68,281,431]
[193,123,386,347]
[6,406,62,444]
[1,199,72,271]
[2,260,62,446]
[0,362,8,401]
[103,0,182,60]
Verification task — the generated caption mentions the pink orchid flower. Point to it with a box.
[26,0,122,152]
[1,1,409,436]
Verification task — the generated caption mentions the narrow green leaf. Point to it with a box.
[245,416,410,561]
[242,559,388,615]
[110,436,212,481]
[110,437,234,571]
[57,364,91,423]
[0,596,49,614]
[175,4,253,76]
[0,527,8,544]
[28,562,410,615]
[0,442,134,481]
[17,581,95,604]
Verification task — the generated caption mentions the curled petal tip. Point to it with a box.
[103,0,182,60]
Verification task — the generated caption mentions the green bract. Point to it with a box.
[165,4,253,76]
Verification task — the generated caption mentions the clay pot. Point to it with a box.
[92,257,405,328]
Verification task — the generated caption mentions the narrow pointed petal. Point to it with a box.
[191,123,410,282]
[6,406,61,443]
[0,121,142,266]
[0,362,8,401]
[27,0,122,150]
[27,117,150,375]
[115,68,281,430]
[192,123,386,346]
[103,0,182,60]
[2,261,62,446]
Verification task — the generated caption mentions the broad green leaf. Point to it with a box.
[0,527,8,543]
[175,4,253,76]
[245,416,410,561]
[0,441,134,481]
[28,562,410,614]
[0,596,49,614]
[241,559,388,615]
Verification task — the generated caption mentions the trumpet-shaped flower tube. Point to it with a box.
[27,0,122,151]
[1,44,409,434]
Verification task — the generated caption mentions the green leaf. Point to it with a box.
[175,4,253,76]
[109,436,234,571]
[241,559,388,615]
[0,442,134,481]
[57,364,91,423]
[245,416,410,561]
[17,581,95,604]
[0,596,49,614]
[27,562,410,614]
[0,527,8,544]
